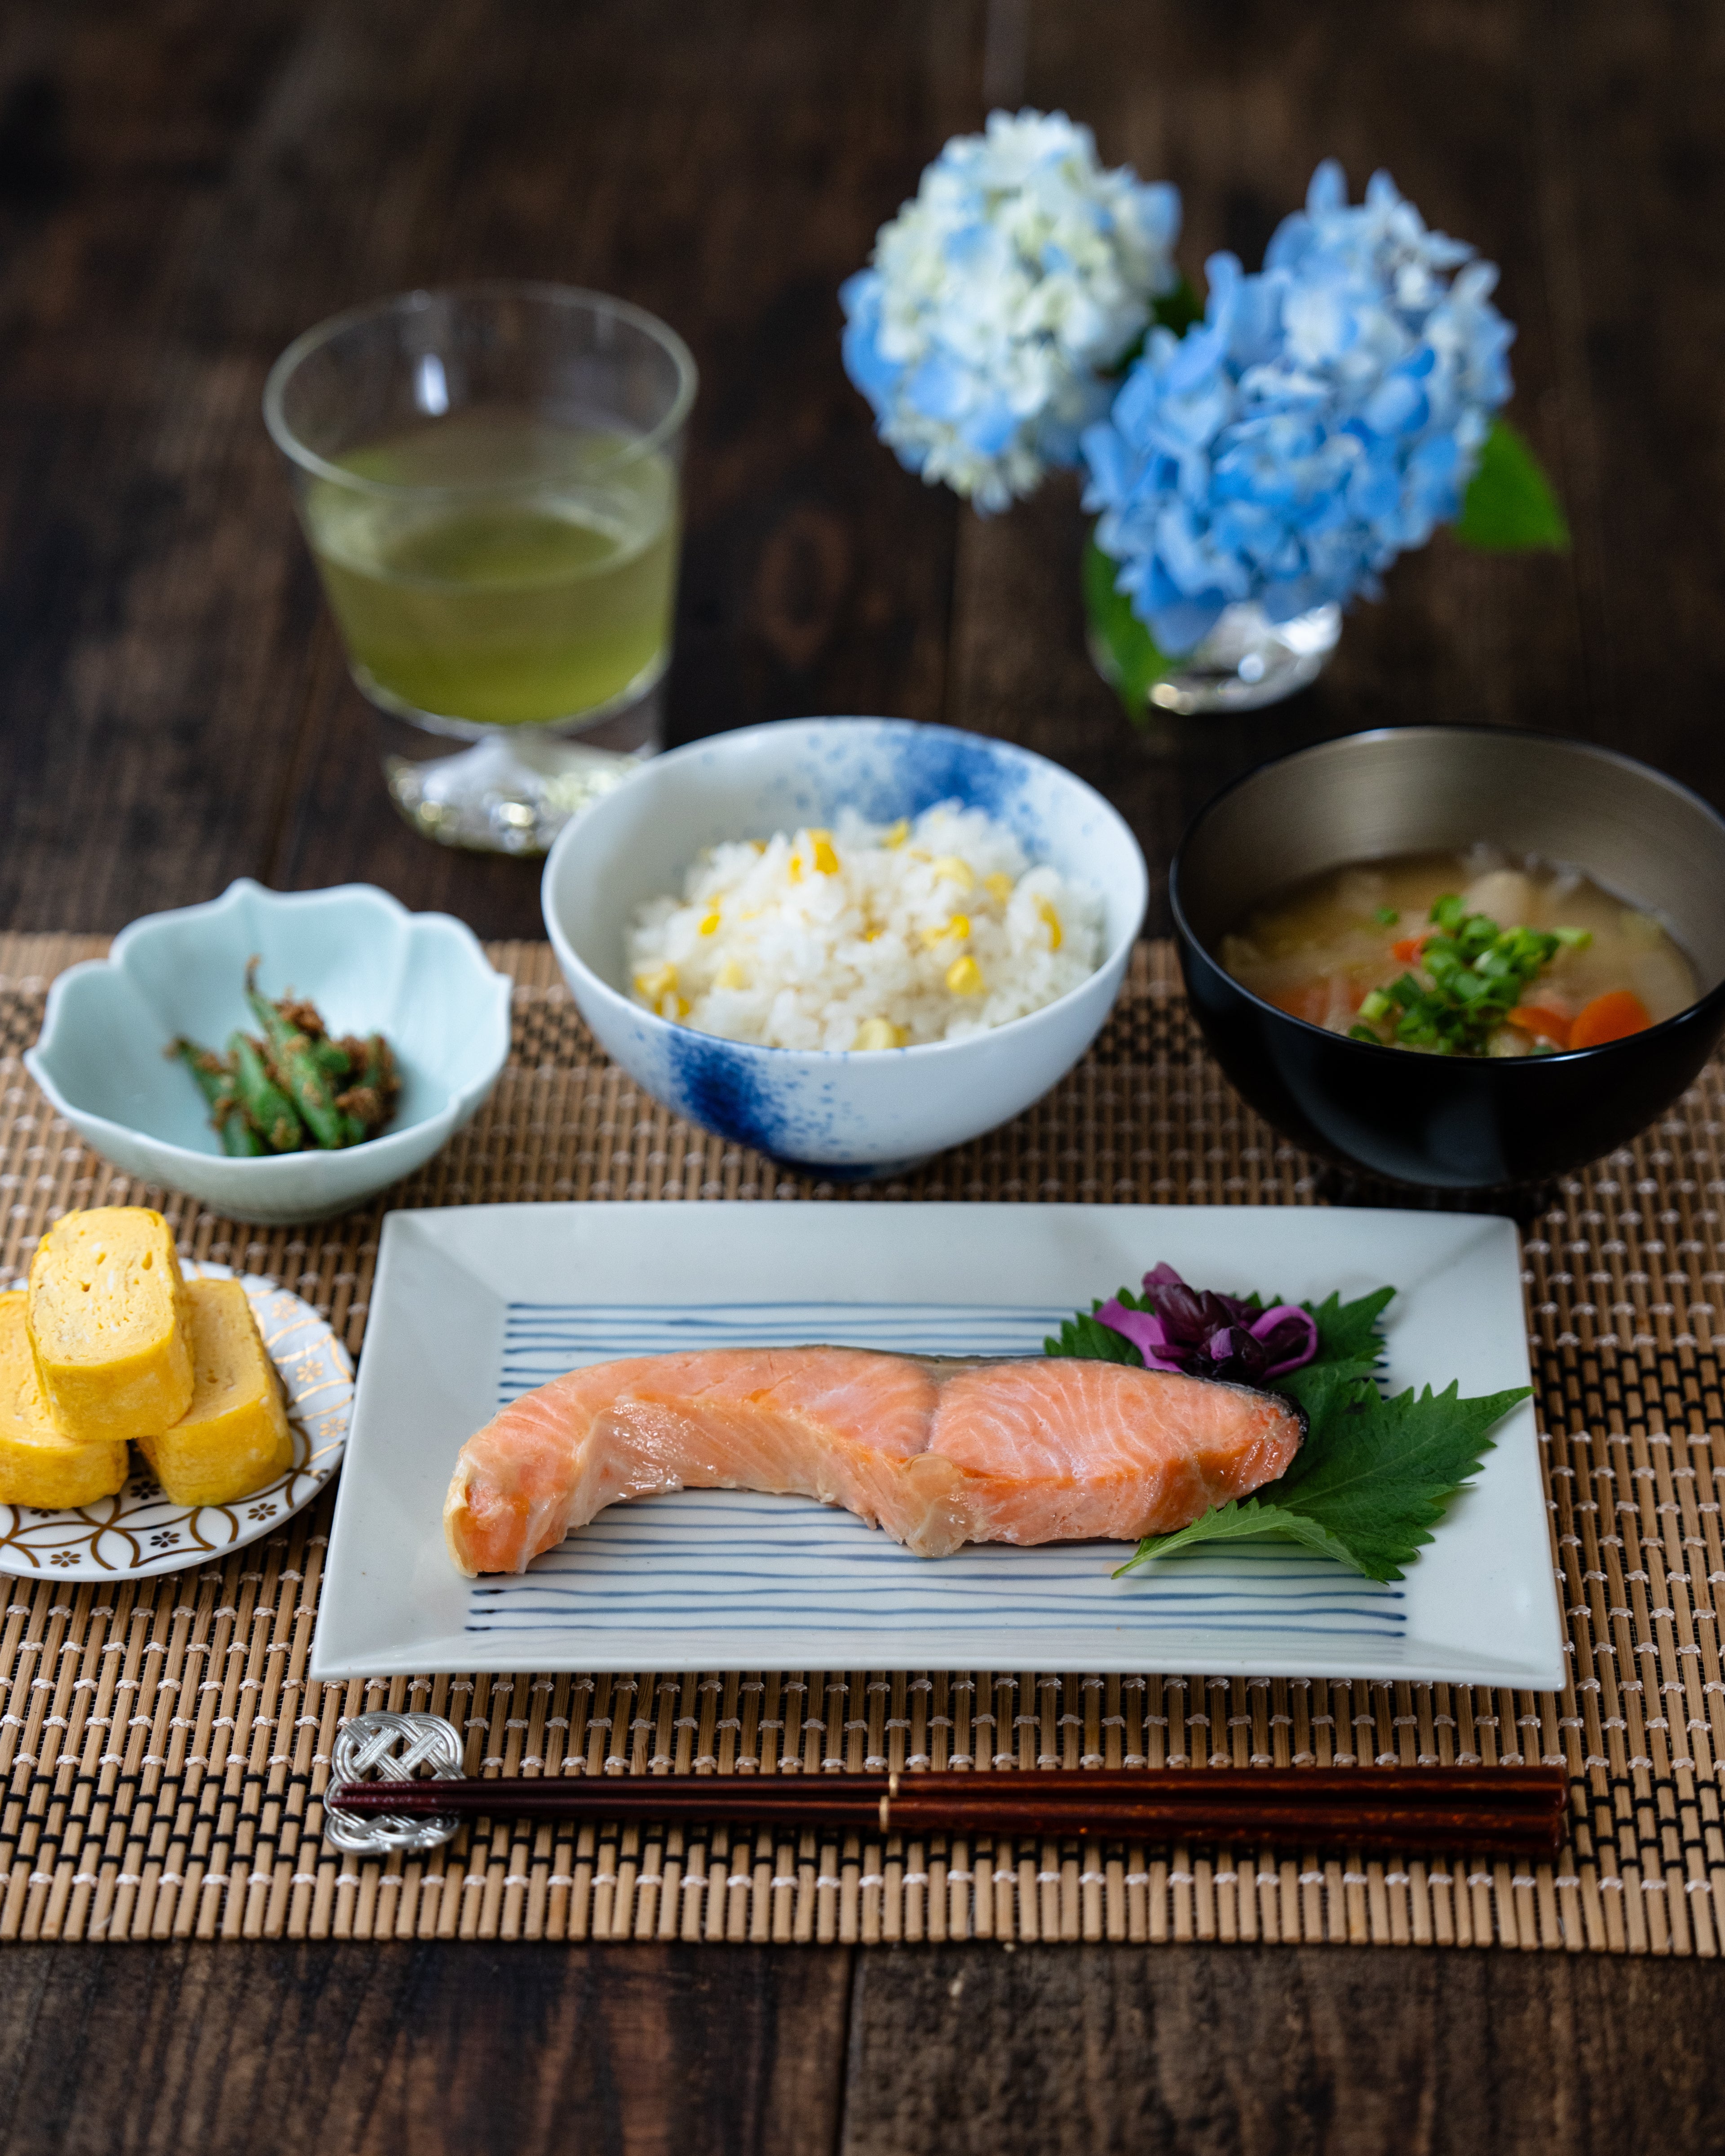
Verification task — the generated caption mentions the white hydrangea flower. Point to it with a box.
[841,110,1181,512]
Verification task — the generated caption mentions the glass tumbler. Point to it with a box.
[265,283,697,853]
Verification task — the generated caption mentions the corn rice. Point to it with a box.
[625,803,1104,1050]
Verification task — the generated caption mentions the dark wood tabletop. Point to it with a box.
[2,2,1722,2151]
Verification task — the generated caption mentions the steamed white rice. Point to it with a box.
[625,802,1104,1050]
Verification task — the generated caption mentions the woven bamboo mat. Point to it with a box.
[0,931,1720,1951]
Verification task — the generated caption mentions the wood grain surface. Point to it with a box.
[1,0,1721,2147]
[0,1942,1718,2156]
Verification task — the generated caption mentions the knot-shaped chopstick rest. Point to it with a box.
[322,1710,465,1854]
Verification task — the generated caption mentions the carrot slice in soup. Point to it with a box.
[1507,1005,1572,1049]
[1570,991,1651,1048]
[1390,933,1430,964]
[1270,984,1330,1024]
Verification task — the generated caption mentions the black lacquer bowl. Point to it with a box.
[1170,727,1725,1191]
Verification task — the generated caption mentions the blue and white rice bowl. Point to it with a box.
[540,718,1149,1173]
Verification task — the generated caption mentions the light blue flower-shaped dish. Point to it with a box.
[26,880,511,1224]
[541,717,1148,1175]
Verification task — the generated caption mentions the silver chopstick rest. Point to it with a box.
[322,1710,465,1854]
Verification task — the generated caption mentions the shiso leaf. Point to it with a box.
[1306,1284,1395,1366]
[1054,1274,1530,1581]
[1044,1306,1144,1365]
[1110,1494,1364,1575]
[1256,1379,1531,1580]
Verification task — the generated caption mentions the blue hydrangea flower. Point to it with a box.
[841,110,1181,513]
[1080,161,1515,653]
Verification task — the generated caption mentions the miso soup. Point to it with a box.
[1221,846,1698,1056]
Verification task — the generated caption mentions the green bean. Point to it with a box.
[246,961,349,1147]
[171,1038,265,1157]
[228,1031,304,1153]
[336,1034,400,1141]
[216,1104,267,1158]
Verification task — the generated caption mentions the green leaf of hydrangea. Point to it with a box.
[1082,531,1169,719]
[1149,274,1204,338]
[1105,279,1205,379]
[1451,417,1570,551]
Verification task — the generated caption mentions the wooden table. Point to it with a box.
[1,4,1721,2149]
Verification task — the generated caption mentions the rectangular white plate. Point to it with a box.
[312,1203,1565,1688]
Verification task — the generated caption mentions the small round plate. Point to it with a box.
[0,1261,352,1580]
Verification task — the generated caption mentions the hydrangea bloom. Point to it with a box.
[1080,161,1515,653]
[840,110,1180,513]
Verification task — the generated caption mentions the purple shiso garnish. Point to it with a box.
[1096,1263,1318,1387]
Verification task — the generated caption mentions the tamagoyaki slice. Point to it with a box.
[0,1294,128,1508]
[137,1278,292,1507]
[27,1207,193,1443]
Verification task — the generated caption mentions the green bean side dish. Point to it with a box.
[170,961,401,1157]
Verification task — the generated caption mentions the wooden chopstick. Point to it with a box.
[327,1765,1570,1858]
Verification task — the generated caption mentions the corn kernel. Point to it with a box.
[852,1018,907,1051]
[717,960,746,989]
[930,855,974,892]
[1036,897,1063,950]
[919,915,969,948]
[634,962,677,1001]
[699,909,721,936]
[946,955,984,996]
[984,872,1014,905]
[883,819,910,849]
[809,830,839,875]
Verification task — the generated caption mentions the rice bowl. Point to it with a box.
[541,717,1148,1171]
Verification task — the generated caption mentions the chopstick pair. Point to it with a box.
[327,1763,1570,1860]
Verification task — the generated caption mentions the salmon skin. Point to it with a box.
[443,1347,1305,1577]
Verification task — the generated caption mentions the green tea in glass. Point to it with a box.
[265,285,696,852]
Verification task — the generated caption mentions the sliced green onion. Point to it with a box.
[1357,989,1393,1023]
[1372,906,1400,928]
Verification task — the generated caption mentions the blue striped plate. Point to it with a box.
[312,1203,1563,1685]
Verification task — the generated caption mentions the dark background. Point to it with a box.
[1,2,1722,2150]
[4,0,1720,948]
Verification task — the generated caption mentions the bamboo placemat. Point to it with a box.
[0,931,1719,1951]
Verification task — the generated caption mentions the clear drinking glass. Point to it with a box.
[265,283,697,853]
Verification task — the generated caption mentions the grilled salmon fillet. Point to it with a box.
[444,1347,1304,1575]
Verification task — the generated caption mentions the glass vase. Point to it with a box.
[1090,598,1342,717]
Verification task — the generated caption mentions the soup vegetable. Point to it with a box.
[1221,849,1698,1057]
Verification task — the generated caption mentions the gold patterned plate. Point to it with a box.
[0,1261,352,1580]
